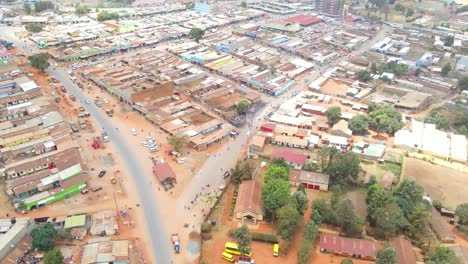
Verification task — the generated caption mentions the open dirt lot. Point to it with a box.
[402,158,468,209]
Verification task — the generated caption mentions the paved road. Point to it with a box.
[48,67,173,264]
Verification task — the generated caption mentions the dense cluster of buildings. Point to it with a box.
[0,68,87,211]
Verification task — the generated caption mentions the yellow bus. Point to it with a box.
[224,242,252,257]
[273,243,279,257]
[221,252,235,262]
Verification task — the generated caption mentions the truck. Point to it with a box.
[102,131,109,142]
[171,234,180,253]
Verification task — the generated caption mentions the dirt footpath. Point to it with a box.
[402,158,468,209]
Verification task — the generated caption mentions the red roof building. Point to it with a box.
[320,233,380,261]
[271,148,308,170]
[287,14,322,26]
[152,163,176,184]
[390,236,417,264]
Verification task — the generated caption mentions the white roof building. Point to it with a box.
[394,119,467,161]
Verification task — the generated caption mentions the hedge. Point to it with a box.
[228,229,278,243]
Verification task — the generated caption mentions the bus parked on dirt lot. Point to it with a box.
[224,242,252,257]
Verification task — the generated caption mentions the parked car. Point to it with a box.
[91,186,103,192]
[85,100,91,104]
[149,147,158,153]
[103,98,109,104]
[223,171,230,178]
[131,128,137,136]
[80,188,89,194]
[79,106,85,112]
[98,169,107,177]
[177,157,187,164]
[95,100,102,107]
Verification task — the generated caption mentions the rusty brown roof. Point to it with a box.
[390,236,416,264]
[234,180,263,215]
[152,163,176,182]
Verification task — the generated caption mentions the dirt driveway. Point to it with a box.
[402,158,468,209]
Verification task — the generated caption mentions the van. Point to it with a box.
[273,243,279,257]
[102,131,109,142]
[221,252,235,262]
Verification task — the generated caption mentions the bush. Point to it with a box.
[201,222,212,233]
[201,233,212,240]
[228,230,278,243]
[459,225,468,235]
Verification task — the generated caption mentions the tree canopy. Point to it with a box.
[425,109,450,130]
[441,63,452,76]
[261,178,290,214]
[366,184,395,225]
[376,246,398,264]
[230,161,253,185]
[168,135,188,152]
[302,219,319,241]
[374,203,407,239]
[34,1,54,13]
[24,3,32,14]
[456,203,468,225]
[357,70,372,82]
[25,23,44,33]
[325,106,342,125]
[31,223,57,251]
[444,35,454,47]
[349,114,370,134]
[231,225,252,256]
[297,239,313,264]
[75,5,91,16]
[277,203,301,241]
[28,53,50,72]
[368,105,402,134]
[44,248,64,264]
[189,28,205,41]
[327,152,360,187]
[336,199,363,237]
[407,203,430,240]
[396,180,424,216]
[291,190,309,215]
[458,76,468,91]
[425,247,458,264]
[236,99,251,115]
[264,164,289,183]
[97,11,119,21]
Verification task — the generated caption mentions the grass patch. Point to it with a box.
[384,162,402,176]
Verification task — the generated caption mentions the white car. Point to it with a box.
[177,157,187,164]
[131,128,137,136]
[103,98,109,104]
[146,136,154,141]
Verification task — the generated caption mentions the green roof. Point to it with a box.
[64,214,86,228]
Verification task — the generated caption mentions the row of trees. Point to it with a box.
[97,11,120,21]
[25,23,44,33]
[24,1,54,14]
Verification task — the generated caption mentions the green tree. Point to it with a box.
[25,23,43,33]
[230,161,243,185]
[241,162,253,181]
[302,219,319,241]
[349,114,370,134]
[441,63,452,76]
[24,3,32,14]
[297,240,313,264]
[311,210,322,226]
[231,225,252,256]
[312,199,336,225]
[371,63,378,73]
[272,157,289,170]
[394,4,405,13]
[327,152,360,187]
[376,245,398,264]
[189,28,205,41]
[336,199,363,236]
[236,99,251,115]
[366,184,395,225]
[406,8,414,17]
[97,11,119,21]
[262,179,290,214]
[291,191,309,215]
[425,247,458,264]
[415,68,422,76]
[277,203,301,241]
[341,259,354,264]
[241,1,247,7]
[31,223,57,251]
[28,53,50,72]
[374,203,408,239]
[425,109,450,130]
[444,35,455,46]
[456,203,468,225]
[325,106,342,125]
[75,5,90,16]
[369,105,402,134]
[368,102,379,112]
[407,203,430,239]
[264,164,289,183]
[396,180,424,216]
[458,76,468,91]
[44,248,64,264]
[18,201,27,210]
[317,146,339,172]
[304,161,319,172]
[34,1,54,13]
[168,135,188,152]
[357,70,372,82]
[186,2,195,9]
